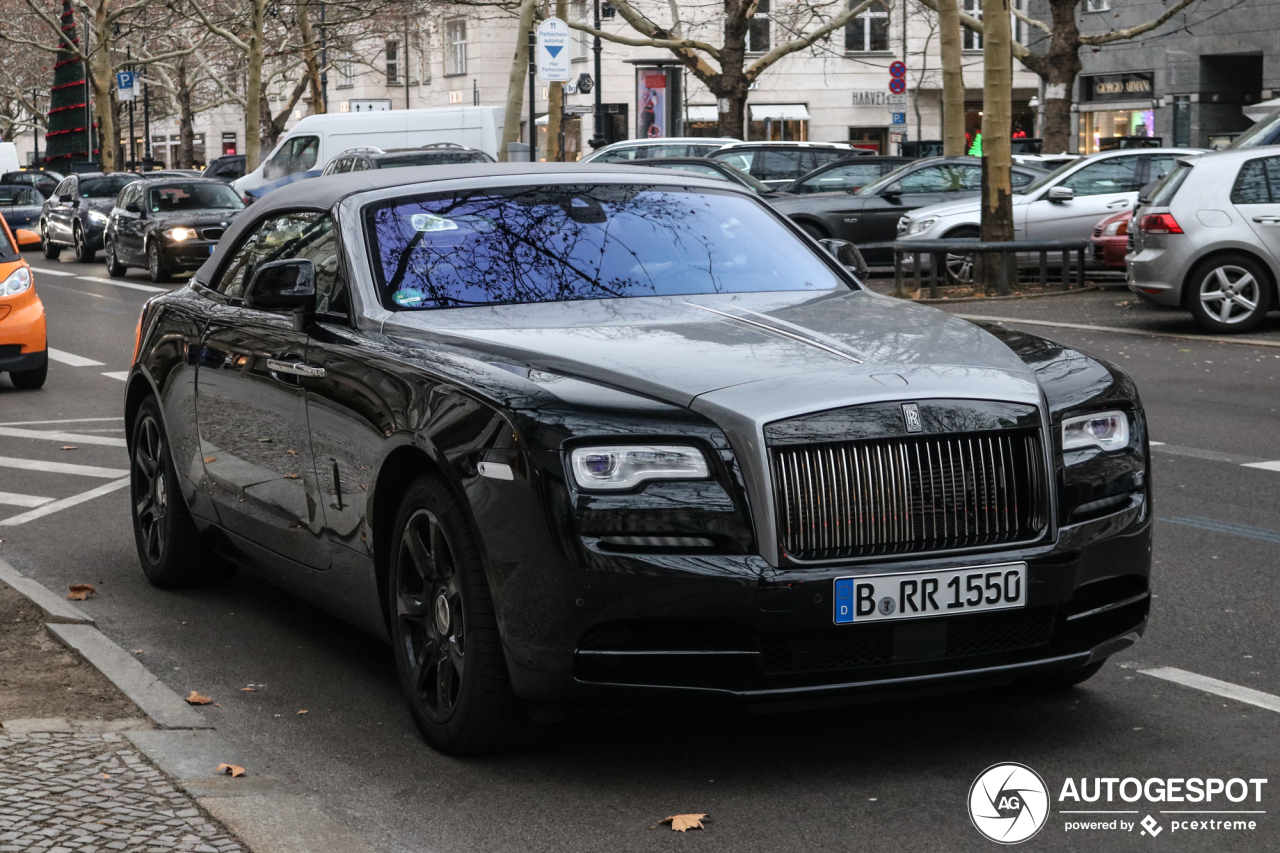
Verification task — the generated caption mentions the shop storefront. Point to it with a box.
[748,104,809,141]
[1077,72,1158,153]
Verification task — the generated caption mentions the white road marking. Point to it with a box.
[1140,667,1280,713]
[74,276,166,293]
[0,492,54,508]
[30,267,77,277]
[0,456,128,479]
[0,477,129,526]
[0,417,122,426]
[1149,441,1165,446]
[39,282,108,298]
[47,348,105,367]
[101,371,130,381]
[958,314,1280,349]
[0,426,126,447]
[1242,461,1280,472]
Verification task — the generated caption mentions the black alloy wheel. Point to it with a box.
[130,397,224,587]
[389,476,528,754]
[73,223,95,262]
[105,239,127,277]
[147,241,171,283]
[40,222,60,260]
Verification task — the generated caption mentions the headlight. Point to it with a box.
[87,210,109,224]
[905,216,939,236]
[165,227,198,241]
[1,265,32,296]
[1102,219,1129,237]
[570,445,710,491]
[1062,411,1129,452]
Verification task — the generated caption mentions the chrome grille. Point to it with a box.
[773,429,1048,561]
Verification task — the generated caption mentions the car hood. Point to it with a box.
[148,210,241,227]
[383,289,1040,414]
[81,197,117,213]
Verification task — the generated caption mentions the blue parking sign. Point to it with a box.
[117,70,136,102]
[891,112,906,125]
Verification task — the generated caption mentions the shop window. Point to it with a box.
[848,127,887,153]
[747,0,771,53]
[845,0,890,53]
[1079,109,1155,154]
[446,20,467,77]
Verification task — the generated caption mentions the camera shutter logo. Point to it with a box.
[968,763,1050,844]
[902,403,923,433]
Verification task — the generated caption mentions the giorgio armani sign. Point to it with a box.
[1084,72,1155,102]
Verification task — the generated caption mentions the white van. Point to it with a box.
[233,105,504,195]
[0,143,21,175]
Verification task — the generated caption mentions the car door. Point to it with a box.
[115,184,146,262]
[47,177,76,241]
[194,210,333,569]
[1023,154,1143,240]
[860,163,982,247]
[794,162,886,195]
[1232,154,1280,261]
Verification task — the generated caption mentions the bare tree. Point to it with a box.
[933,0,964,155]
[978,0,1013,290]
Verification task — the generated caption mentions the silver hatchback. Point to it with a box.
[1128,149,1280,332]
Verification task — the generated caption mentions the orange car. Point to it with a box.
[0,219,46,389]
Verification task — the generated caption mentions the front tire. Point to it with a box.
[9,351,48,390]
[106,240,127,277]
[147,241,172,283]
[798,221,829,241]
[943,226,980,286]
[73,224,95,263]
[41,223,60,260]
[1187,254,1272,333]
[130,397,225,587]
[389,476,528,755]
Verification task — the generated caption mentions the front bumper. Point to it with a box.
[0,287,47,363]
[1092,235,1127,269]
[162,240,219,270]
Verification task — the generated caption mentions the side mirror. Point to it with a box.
[14,229,40,248]
[58,193,74,204]
[124,201,142,214]
[880,182,904,198]
[818,237,870,279]
[1047,186,1074,202]
[244,259,317,329]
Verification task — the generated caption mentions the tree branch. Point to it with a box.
[1080,0,1199,44]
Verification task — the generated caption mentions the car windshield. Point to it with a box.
[147,183,244,212]
[374,152,493,168]
[81,174,136,198]
[366,184,846,311]
[856,161,924,196]
[1016,158,1082,195]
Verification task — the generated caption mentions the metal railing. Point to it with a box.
[891,238,1092,299]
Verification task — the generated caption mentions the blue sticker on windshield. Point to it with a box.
[392,288,425,307]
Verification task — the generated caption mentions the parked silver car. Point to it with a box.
[896,147,1201,245]
[1128,148,1280,333]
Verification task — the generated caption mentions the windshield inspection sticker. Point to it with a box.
[968,764,1268,844]
[411,213,458,232]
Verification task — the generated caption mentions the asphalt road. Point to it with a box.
[3,256,1278,852]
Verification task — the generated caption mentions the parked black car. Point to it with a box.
[709,142,872,188]
[40,172,137,262]
[779,157,912,195]
[126,164,1152,755]
[767,156,1047,262]
[105,177,244,282]
[1,169,63,199]
[615,157,777,195]
[203,155,246,182]
[0,185,46,234]
[320,142,495,175]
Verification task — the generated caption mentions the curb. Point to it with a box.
[1,566,382,853]
[911,285,1100,305]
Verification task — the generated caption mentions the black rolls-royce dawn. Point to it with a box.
[125,164,1152,754]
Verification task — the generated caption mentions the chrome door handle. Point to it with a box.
[1251,216,1280,224]
[1106,200,1130,209]
[267,359,325,378]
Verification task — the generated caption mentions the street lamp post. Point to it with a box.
[31,89,40,163]
[127,49,136,167]
[589,0,605,149]
[527,29,537,162]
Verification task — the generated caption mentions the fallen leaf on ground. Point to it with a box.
[215,763,246,778]
[204,456,217,464]
[185,691,213,705]
[67,584,96,601]
[61,445,78,451]
[258,437,272,443]
[131,649,143,654]
[651,814,709,832]
[285,449,297,455]
[296,710,308,715]
[99,773,110,779]
[240,687,256,692]
[284,473,300,480]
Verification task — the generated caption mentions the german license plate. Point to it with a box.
[834,562,1026,624]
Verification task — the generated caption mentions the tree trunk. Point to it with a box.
[1016,0,1081,153]
[89,2,115,170]
[936,0,966,156]
[717,2,750,139]
[245,0,267,171]
[979,0,1014,294]
[500,0,538,161]
[298,0,325,114]
[546,0,568,161]
[176,63,195,169]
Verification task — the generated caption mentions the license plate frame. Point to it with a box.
[833,562,1027,625]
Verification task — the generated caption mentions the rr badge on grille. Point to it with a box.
[901,403,923,433]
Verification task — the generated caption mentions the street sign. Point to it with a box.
[889,77,906,95]
[563,104,593,115]
[891,112,906,125]
[889,61,907,78]
[887,93,907,106]
[116,70,135,102]
[536,18,571,82]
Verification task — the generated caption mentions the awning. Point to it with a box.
[749,104,811,121]
[1244,97,1280,122]
[686,105,719,122]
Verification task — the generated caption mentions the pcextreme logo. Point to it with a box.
[969,765,1269,844]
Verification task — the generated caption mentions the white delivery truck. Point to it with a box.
[233,105,504,196]
[0,143,22,174]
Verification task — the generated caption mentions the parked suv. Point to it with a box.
[1128,148,1280,333]
[710,142,872,188]
[320,142,494,175]
[40,172,137,262]
[580,137,739,163]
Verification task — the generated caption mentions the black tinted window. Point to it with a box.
[756,150,806,181]
[1230,158,1276,204]
[80,175,136,198]
[215,211,337,303]
[148,183,243,212]
[366,185,845,311]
